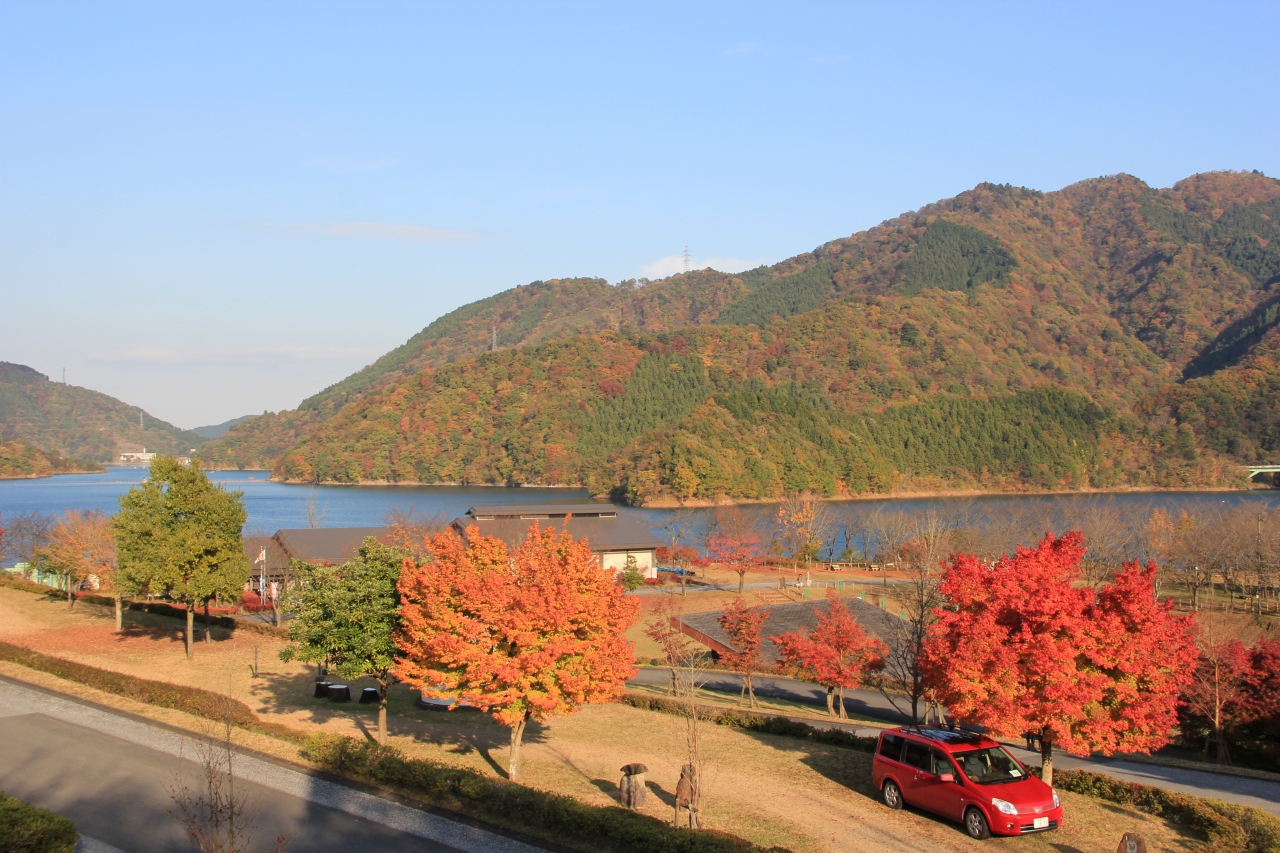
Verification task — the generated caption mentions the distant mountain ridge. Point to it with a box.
[192,415,255,440]
[198,170,1280,501]
[0,438,104,479]
[0,363,207,463]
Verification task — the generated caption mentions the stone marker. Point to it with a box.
[1117,833,1147,853]
[618,763,648,808]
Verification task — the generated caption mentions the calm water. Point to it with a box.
[4,468,1280,561]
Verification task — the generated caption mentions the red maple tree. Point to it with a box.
[773,591,885,718]
[1182,622,1254,764]
[718,598,769,707]
[1242,639,1280,726]
[921,532,1195,784]
[395,523,640,782]
[706,508,760,594]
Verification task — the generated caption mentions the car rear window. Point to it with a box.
[878,733,902,760]
[902,739,931,771]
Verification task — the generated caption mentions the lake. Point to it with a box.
[4,468,1280,561]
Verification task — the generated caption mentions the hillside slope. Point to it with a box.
[0,439,104,479]
[201,170,1280,500]
[0,363,207,462]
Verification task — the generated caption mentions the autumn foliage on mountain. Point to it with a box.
[197,170,1280,500]
[920,532,1196,785]
[0,362,206,464]
[394,523,639,782]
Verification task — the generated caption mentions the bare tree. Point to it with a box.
[1068,499,1138,588]
[868,509,956,724]
[1,511,56,569]
[304,488,326,530]
[773,494,838,569]
[669,630,707,830]
[383,506,450,560]
[169,677,287,853]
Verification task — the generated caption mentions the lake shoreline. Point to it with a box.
[247,475,1270,505]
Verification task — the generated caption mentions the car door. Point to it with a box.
[900,739,934,808]
[917,749,967,821]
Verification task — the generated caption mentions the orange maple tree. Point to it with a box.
[718,598,769,707]
[773,591,886,719]
[395,523,639,782]
[921,532,1195,784]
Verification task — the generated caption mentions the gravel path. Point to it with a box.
[0,677,547,853]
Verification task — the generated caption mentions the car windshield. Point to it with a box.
[951,746,1026,784]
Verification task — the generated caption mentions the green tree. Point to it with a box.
[618,554,645,591]
[279,540,404,744]
[113,456,247,660]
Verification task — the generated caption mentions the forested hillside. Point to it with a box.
[0,363,207,462]
[0,439,103,479]
[201,170,1280,502]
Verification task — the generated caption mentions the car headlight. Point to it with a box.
[1052,790,1060,808]
[991,797,1018,816]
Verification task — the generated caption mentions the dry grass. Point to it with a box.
[0,587,1206,853]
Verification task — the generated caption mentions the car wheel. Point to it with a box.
[964,807,991,840]
[882,780,903,810]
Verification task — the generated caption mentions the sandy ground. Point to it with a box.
[0,587,1203,853]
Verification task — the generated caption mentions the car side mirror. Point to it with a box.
[939,773,955,783]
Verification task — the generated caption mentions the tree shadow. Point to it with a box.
[250,670,546,779]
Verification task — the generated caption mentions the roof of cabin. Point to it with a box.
[678,597,901,663]
[272,527,387,566]
[451,512,661,553]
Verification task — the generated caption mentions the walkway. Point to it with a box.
[0,677,547,853]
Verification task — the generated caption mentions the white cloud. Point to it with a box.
[286,221,477,243]
[641,255,771,278]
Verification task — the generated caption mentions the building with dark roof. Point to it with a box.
[248,527,388,582]
[450,504,662,578]
[677,597,901,663]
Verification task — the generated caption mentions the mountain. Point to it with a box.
[192,415,255,440]
[198,170,1280,501]
[0,363,208,463]
[0,439,104,479]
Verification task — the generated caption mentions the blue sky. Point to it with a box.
[2,1,1277,428]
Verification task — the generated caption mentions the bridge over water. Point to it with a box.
[1246,465,1280,478]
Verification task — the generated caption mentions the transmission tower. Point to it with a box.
[682,246,691,274]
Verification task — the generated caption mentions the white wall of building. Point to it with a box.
[600,550,656,579]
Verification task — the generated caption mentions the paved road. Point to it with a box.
[631,667,1280,815]
[0,678,547,853]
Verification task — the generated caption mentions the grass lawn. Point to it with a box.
[0,586,1205,853]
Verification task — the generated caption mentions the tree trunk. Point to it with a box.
[737,571,745,594]
[67,580,75,610]
[745,673,756,708]
[825,686,835,717]
[837,687,848,720]
[114,596,123,633]
[377,675,389,746]
[185,605,194,660]
[1040,728,1054,786]
[203,600,211,643]
[508,711,531,782]
[273,601,281,628]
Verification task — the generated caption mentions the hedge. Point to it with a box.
[1054,769,1280,853]
[620,693,879,753]
[0,573,59,596]
[0,641,306,744]
[303,733,790,853]
[0,791,78,853]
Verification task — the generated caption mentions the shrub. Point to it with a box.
[619,692,879,751]
[1053,769,1280,853]
[0,641,306,744]
[0,791,78,853]
[0,572,58,596]
[302,733,789,853]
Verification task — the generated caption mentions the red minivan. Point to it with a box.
[872,727,1063,839]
